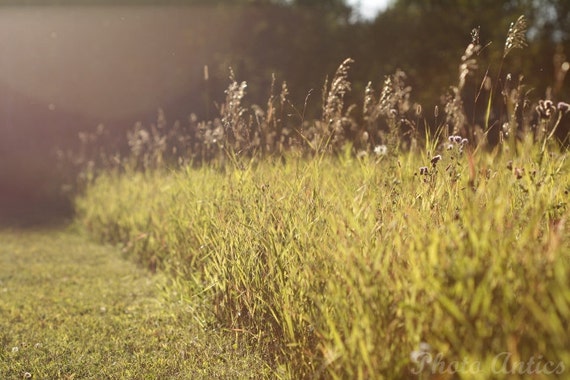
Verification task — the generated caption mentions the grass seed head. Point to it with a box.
[504,15,528,58]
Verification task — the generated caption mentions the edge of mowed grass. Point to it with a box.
[75,143,570,378]
[0,228,271,379]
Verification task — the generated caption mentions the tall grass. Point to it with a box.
[74,16,569,379]
[76,147,569,378]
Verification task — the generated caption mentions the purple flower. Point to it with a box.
[431,155,442,166]
[536,99,556,119]
[558,101,570,113]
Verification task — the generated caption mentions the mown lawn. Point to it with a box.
[0,228,270,379]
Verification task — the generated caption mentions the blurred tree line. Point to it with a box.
[177,0,570,131]
[1,0,567,132]
[1,0,569,223]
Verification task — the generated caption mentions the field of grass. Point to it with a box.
[75,138,569,379]
[19,15,569,378]
[0,229,270,379]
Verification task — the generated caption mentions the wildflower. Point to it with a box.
[419,166,429,175]
[374,145,388,156]
[461,138,468,145]
[356,150,368,159]
[448,135,464,145]
[558,101,570,113]
[536,99,556,119]
[12,347,18,353]
[431,155,442,166]
[447,144,454,150]
[23,372,32,379]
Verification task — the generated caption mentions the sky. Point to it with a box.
[347,0,391,20]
